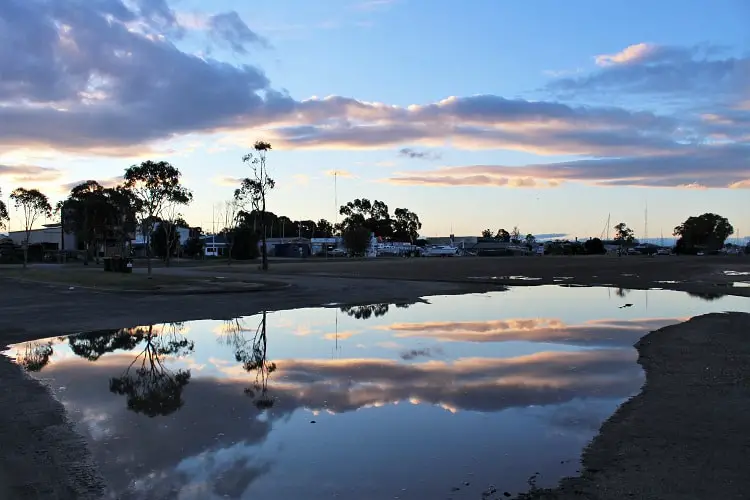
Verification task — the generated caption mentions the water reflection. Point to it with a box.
[339,302,416,319]
[16,340,54,372]
[220,312,277,410]
[108,324,193,417]
[6,286,750,499]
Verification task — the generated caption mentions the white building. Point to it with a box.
[8,223,76,250]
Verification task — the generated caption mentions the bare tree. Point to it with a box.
[160,202,184,267]
[235,141,275,271]
[221,199,241,265]
[510,226,522,244]
[10,188,52,268]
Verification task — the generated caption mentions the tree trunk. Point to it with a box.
[146,232,152,276]
[261,202,269,271]
[261,223,268,270]
[22,242,28,269]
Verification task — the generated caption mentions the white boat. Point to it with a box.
[422,245,459,257]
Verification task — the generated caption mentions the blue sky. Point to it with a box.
[1,0,748,239]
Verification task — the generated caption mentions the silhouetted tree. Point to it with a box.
[236,141,275,271]
[342,225,371,256]
[183,233,205,258]
[495,228,510,242]
[315,219,334,237]
[614,222,635,245]
[338,198,393,237]
[584,237,606,254]
[10,188,52,268]
[124,161,193,275]
[481,229,493,238]
[674,213,733,254]
[0,187,8,230]
[230,226,260,260]
[151,220,181,261]
[392,208,422,243]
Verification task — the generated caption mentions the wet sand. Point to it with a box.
[516,312,750,500]
[0,357,104,499]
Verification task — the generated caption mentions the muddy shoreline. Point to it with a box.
[0,356,105,499]
[516,312,750,500]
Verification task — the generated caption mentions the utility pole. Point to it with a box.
[334,171,338,228]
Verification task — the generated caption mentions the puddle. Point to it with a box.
[468,276,543,281]
[5,286,750,499]
[715,282,750,288]
[724,271,750,276]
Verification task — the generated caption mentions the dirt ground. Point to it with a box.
[515,312,750,500]
[200,254,750,298]
[0,256,749,499]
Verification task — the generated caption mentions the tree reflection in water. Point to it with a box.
[68,324,194,417]
[108,324,193,417]
[220,312,276,410]
[16,341,54,372]
[68,328,144,361]
[339,302,413,320]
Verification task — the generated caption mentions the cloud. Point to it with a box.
[0,164,63,183]
[324,169,354,177]
[1,1,745,191]
[354,0,398,11]
[212,176,244,187]
[548,42,748,100]
[398,148,442,161]
[399,347,443,360]
[386,143,750,189]
[59,176,124,193]
[206,11,270,53]
[292,174,310,185]
[0,0,283,155]
[534,233,569,240]
[384,317,682,347]
[267,95,681,157]
[0,1,688,161]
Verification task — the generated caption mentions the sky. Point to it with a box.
[1,0,748,240]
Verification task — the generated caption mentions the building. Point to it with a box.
[131,223,192,257]
[202,234,229,257]
[8,223,76,251]
[310,237,341,255]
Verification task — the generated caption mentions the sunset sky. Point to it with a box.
[1,0,748,239]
